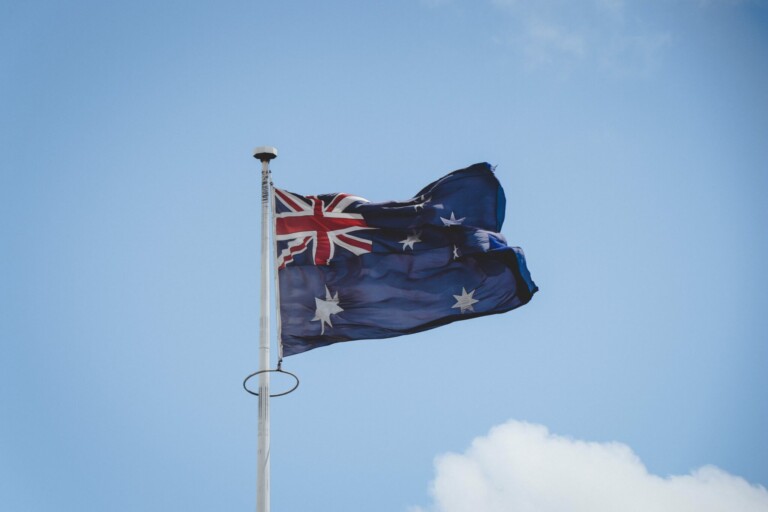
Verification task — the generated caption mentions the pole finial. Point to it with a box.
[253,146,278,162]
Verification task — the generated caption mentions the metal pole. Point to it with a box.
[253,146,277,512]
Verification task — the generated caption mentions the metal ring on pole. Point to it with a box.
[243,366,300,397]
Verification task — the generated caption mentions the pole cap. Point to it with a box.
[253,146,278,161]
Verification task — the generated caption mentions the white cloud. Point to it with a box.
[412,420,768,512]
[490,0,670,74]
[523,20,586,65]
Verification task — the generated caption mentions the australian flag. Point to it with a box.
[275,162,537,357]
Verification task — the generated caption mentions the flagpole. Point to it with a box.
[253,145,277,512]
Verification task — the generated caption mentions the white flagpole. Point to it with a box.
[253,146,277,512]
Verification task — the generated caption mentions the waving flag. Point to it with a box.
[276,163,537,356]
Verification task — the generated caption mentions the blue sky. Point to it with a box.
[2,1,767,511]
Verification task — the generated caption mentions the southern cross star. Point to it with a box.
[452,244,460,259]
[312,285,344,334]
[452,287,479,314]
[399,230,422,251]
[440,212,465,226]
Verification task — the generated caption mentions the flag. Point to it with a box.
[275,162,537,356]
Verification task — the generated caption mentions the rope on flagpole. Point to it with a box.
[269,174,286,366]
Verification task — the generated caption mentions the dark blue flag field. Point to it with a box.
[275,163,537,356]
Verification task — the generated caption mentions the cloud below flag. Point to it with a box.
[275,163,538,356]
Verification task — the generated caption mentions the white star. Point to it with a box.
[399,230,422,251]
[452,287,479,314]
[312,286,344,334]
[440,212,465,226]
[452,245,460,259]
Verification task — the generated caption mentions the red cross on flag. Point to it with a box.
[274,189,374,269]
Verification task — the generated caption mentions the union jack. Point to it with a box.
[274,188,374,269]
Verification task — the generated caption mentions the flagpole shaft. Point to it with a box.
[254,146,277,512]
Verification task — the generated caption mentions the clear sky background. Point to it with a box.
[2,1,767,511]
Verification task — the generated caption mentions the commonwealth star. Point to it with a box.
[312,286,344,334]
